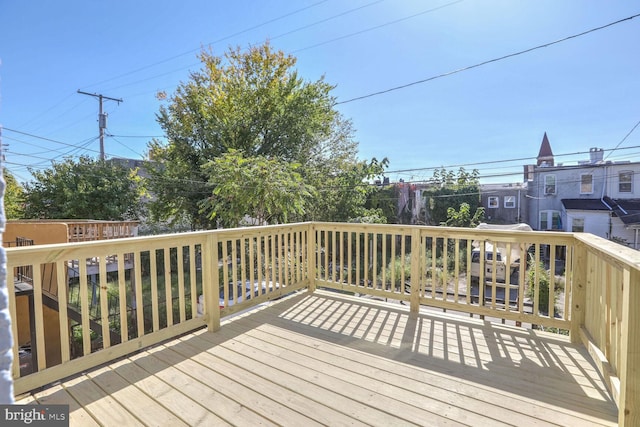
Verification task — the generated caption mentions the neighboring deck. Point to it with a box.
[18,290,617,427]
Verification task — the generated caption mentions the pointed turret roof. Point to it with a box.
[537,132,554,166]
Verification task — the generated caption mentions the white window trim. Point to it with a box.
[544,175,556,195]
[580,174,593,194]
[487,196,499,208]
[619,170,633,193]
[571,217,585,232]
[504,196,516,208]
[540,210,562,230]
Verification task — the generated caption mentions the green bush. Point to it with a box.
[526,261,562,315]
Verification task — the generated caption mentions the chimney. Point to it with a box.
[589,147,604,163]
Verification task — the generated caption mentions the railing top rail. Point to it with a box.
[313,222,575,244]
[574,232,640,271]
[5,222,313,263]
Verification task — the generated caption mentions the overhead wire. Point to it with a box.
[293,0,465,54]
[604,118,640,160]
[80,0,331,91]
[335,12,640,104]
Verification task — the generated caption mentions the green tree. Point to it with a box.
[199,149,314,227]
[23,156,144,220]
[306,156,388,223]
[365,182,398,224]
[425,167,483,226]
[148,42,368,229]
[3,169,25,219]
[445,202,485,228]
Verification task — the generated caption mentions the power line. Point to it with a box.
[384,144,640,175]
[604,118,640,161]
[336,12,640,105]
[92,1,457,95]
[270,0,385,42]
[293,0,464,55]
[107,134,164,139]
[2,127,103,154]
[80,1,330,91]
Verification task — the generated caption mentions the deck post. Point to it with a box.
[307,223,316,293]
[618,267,640,427]
[409,228,421,313]
[204,232,220,332]
[570,242,587,344]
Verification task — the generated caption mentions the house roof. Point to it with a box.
[537,132,554,166]
[538,133,553,157]
[603,196,640,226]
[561,199,610,211]
[562,197,640,226]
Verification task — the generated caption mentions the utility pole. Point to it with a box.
[77,90,123,161]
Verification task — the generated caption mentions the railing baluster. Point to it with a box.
[150,249,159,332]
[164,247,173,328]
[133,251,144,338]
[177,247,186,323]
[98,253,110,348]
[56,260,70,362]
[116,252,128,342]
[78,258,91,356]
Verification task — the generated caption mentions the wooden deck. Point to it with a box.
[18,290,617,426]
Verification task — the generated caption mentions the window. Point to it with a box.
[488,196,499,208]
[504,196,516,208]
[544,175,556,195]
[571,218,585,232]
[580,174,593,194]
[619,171,633,193]
[540,210,562,230]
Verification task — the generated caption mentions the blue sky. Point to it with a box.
[1,0,639,185]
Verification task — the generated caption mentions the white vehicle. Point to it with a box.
[469,224,532,304]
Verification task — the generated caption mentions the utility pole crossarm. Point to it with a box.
[77,90,123,161]
[77,90,123,104]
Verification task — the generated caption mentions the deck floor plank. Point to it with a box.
[61,374,144,427]
[184,332,454,427]
[151,341,326,427]
[225,308,615,425]
[129,348,277,427]
[108,357,229,426]
[15,291,618,427]
[84,365,189,427]
[222,321,561,427]
[30,384,100,427]
[170,335,391,427]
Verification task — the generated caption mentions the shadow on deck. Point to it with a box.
[23,291,617,426]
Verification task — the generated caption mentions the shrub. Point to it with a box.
[526,260,561,315]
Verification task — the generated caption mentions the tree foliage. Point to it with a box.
[148,41,383,228]
[445,202,485,228]
[23,156,143,220]
[424,167,483,226]
[199,150,314,227]
[3,169,25,219]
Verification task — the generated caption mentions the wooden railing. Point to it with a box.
[66,221,139,242]
[6,222,639,426]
